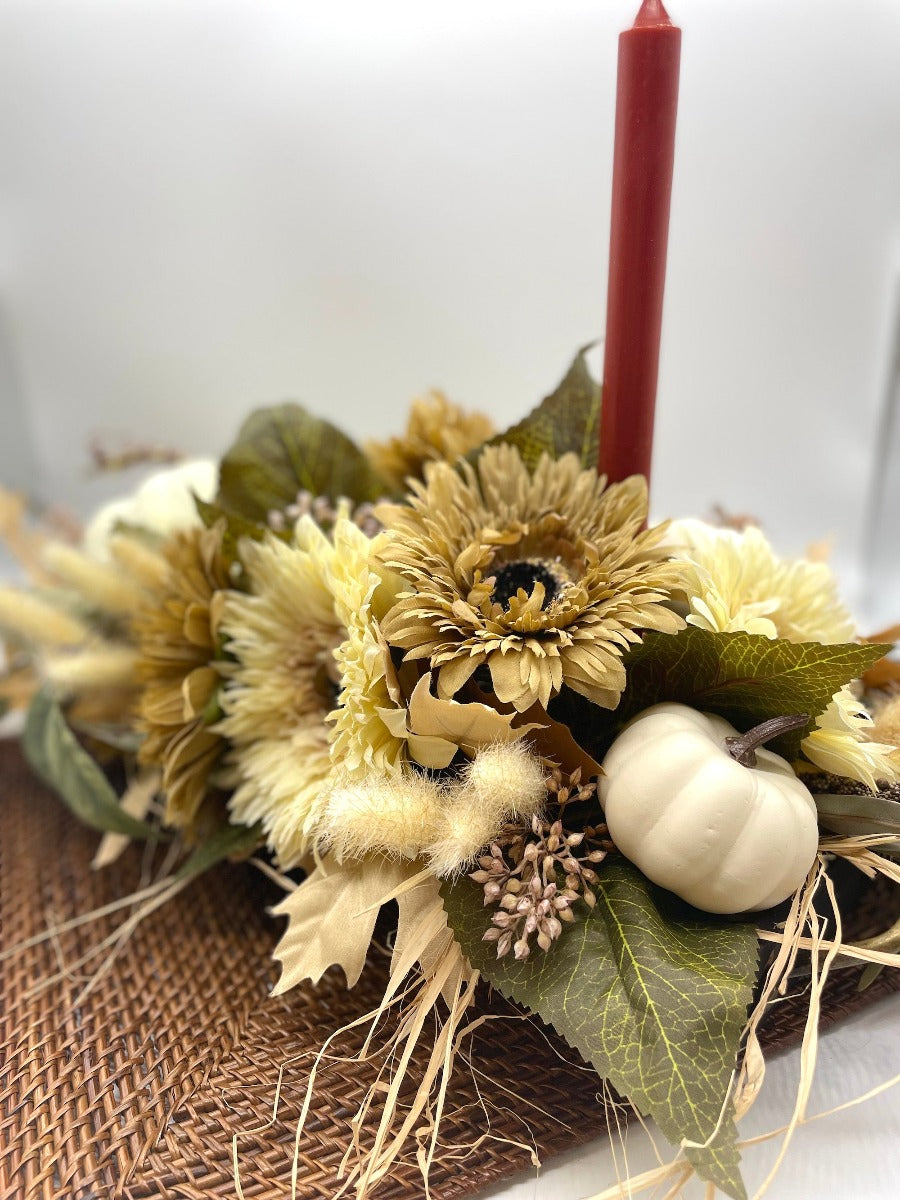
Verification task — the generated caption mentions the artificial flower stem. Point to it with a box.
[724,713,810,768]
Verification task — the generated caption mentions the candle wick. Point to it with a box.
[633,0,672,29]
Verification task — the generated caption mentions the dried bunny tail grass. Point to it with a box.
[427,742,547,877]
[41,541,147,615]
[108,532,170,590]
[318,772,444,861]
[0,484,57,581]
[42,645,140,693]
[0,587,92,648]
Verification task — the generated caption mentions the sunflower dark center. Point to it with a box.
[491,560,560,610]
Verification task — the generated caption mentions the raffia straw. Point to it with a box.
[0,876,176,962]
[750,870,843,1197]
[23,873,194,1002]
[821,837,900,885]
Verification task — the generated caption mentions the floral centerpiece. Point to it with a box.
[2,349,899,1200]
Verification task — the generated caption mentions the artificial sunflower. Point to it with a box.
[134,522,230,830]
[378,444,685,712]
[365,391,495,490]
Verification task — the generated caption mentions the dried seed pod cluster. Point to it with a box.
[470,770,610,959]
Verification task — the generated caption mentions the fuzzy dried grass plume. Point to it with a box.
[0,589,93,649]
[319,774,445,861]
[41,542,147,615]
[320,743,547,873]
[427,742,547,876]
[379,444,685,712]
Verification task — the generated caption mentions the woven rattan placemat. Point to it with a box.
[2,740,899,1200]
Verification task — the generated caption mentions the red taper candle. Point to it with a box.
[598,0,681,487]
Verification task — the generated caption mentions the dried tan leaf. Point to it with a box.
[91,769,161,869]
[519,700,605,778]
[382,671,537,770]
[863,622,900,644]
[861,656,900,690]
[270,857,412,993]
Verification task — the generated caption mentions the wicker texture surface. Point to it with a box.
[2,740,899,1200]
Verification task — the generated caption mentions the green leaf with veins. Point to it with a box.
[216,404,388,523]
[814,791,900,853]
[23,689,158,839]
[442,861,758,1199]
[555,628,889,763]
[470,345,601,471]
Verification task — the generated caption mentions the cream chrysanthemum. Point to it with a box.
[668,519,856,644]
[378,445,685,713]
[804,688,900,790]
[670,519,899,787]
[218,519,346,867]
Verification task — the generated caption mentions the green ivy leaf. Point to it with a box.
[216,404,388,523]
[23,689,158,840]
[442,861,758,1199]
[472,345,601,471]
[558,629,889,763]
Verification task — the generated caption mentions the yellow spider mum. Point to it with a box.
[378,444,685,713]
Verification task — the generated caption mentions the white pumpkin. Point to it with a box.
[82,459,218,562]
[598,702,818,914]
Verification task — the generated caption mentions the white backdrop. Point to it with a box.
[1,1,899,619]
[1,2,899,1197]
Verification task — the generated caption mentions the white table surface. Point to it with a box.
[479,992,900,1200]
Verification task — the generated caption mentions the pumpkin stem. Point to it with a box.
[724,713,809,768]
